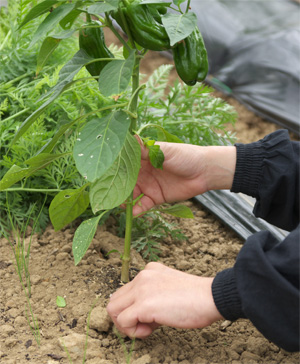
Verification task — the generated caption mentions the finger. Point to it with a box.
[131,322,159,339]
[107,288,135,322]
[116,303,153,333]
[132,195,156,216]
[108,281,134,303]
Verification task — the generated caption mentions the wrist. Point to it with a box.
[201,277,224,325]
[203,146,237,191]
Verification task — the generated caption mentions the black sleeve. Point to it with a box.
[212,130,300,352]
[212,226,299,352]
[231,129,299,231]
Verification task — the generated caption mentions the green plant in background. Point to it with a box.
[0,0,236,283]
[0,1,114,233]
[3,196,44,346]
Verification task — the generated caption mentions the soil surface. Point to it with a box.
[1,35,299,364]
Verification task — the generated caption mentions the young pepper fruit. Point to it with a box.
[79,21,114,77]
[111,1,171,51]
[172,27,209,86]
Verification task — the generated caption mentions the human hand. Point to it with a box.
[132,140,236,215]
[106,262,223,339]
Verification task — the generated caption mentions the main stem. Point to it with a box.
[121,55,140,283]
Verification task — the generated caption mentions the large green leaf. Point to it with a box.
[12,50,94,145]
[161,12,197,46]
[99,51,135,97]
[73,111,131,182]
[49,186,90,231]
[73,212,107,265]
[19,0,59,29]
[90,133,141,212]
[30,3,76,46]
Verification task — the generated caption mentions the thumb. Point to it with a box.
[134,135,149,160]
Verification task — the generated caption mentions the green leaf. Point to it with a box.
[12,50,94,145]
[173,0,186,6]
[25,152,69,168]
[156,128,183,143]
[88,0,120,14]
[148,144,164,170]
[49,186,90,231]
[36,118,77,155]
[90,133,141,212]
[99,51,135,97]
[30,3,76,46]
[73,212,107,266]
[142,124,183,143]
[0,165,31,191]
[36,37,60,75]
[0,153,68,190]
[36,30,76,74]
[56,296,66,308]
[159,204,194,218]
[19,0,59,29]
[59,9,81,29]
[161,12,197,46]
[73,111,131,182]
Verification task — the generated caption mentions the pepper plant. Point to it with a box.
[1,0,210,282]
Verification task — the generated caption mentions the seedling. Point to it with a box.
[4,196,43,346]
[0,0,236,282]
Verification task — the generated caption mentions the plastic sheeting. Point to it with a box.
[194,190,288,242]
[191,0,300,135]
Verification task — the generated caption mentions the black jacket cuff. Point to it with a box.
[212,268,245,321]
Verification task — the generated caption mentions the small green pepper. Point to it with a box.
[172,27,208,86]
[112,1,171,51]
[79,21,114,77]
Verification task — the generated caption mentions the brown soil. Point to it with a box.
[0,38,299,364]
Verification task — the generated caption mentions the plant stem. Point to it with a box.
[185,0,191,13]
[121,53,141,283]
[0,108,30,124]
[121,201,133,282]
[105,13,131,52]
[5,188,62,193]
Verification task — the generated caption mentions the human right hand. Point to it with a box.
[107,262,223,339]
[132,140,236,216]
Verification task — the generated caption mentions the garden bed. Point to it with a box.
[0,49,299,364]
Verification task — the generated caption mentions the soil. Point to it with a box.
[0,36,299,364]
